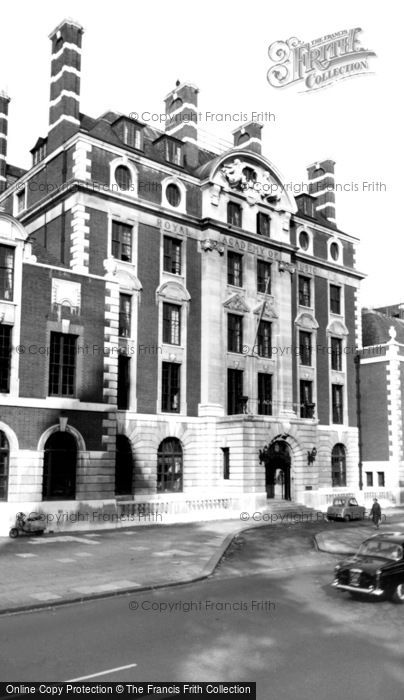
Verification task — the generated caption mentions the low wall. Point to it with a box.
[0,491,268,536]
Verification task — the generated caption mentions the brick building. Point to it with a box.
[0,19,366,533]
[359,307,404,505]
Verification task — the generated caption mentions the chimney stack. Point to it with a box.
[164,82,198,144]
[48,18,84,153]
[233,121,263,154]
[307,159,336,227]
[0,91,10,194]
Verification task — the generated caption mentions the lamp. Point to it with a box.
[307,447,317,465]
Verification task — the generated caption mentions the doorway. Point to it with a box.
[43,431,77,500]
[265,440,291,500]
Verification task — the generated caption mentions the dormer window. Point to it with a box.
[31,138,47,166]
[33,143,47,165]
[124,123,141,149]
[114,118,144,151]
[166,140,182,166]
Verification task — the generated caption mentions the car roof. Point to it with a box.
[365,532,404,544]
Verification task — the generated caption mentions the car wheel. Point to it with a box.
[392,584,404,604]
[9,528,19,538]
[349,591,363,601]
[344,515,351,522]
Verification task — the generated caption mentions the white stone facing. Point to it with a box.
[70,203,90,272]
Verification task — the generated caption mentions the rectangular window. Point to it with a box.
[298,276,311,307]
[117,355,130,410]
[257,212,270,237]
[257,321,272,358]
[228,314,243,353]
[119,294,131,338]
[332,384,344,424]
[163,237,182,275]
[299,331,312,366]
[227,368,243,415]
[300,380,314,418]
[227,252,243,287]
[165,140,182,166]
[33,143,47,165]
[366,472,373,487]
[162,362,180,412]
[257,260,271,294]
[163,303,181,345]
[112,221,132,262]
[0,433,8,500]
[331,337,342,371]
[123,122,142,149]
[222,447,230,480]
[0,324,11,393]
[377,471,385,487]
[330,284,341,314]
[227,201,242,227]
[16,189,26,213]
[48,333,77,397]
[258,373,272,415]
[0,245,14,301]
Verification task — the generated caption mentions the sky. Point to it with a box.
[1,1,401,307]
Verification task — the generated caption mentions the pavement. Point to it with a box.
[1,507,404,616]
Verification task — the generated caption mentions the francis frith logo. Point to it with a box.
[267,28,376,92]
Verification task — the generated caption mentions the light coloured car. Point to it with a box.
[327,497,366,522]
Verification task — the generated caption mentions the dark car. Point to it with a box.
[332,532,404,603]
[327,497,366,521]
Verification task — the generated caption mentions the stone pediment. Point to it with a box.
[223,293,250,313]
[115,269,142,291]
[327,319,349,336]
[157,281,191,302]
[253,301,278,320]
[295,311,319,330]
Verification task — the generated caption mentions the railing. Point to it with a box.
[118,497,241,518]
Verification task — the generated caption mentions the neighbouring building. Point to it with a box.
[359,307,404,506]
[0,19,367,533]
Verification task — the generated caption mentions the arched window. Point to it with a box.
[115,165,132,191]
[43,431,77,500]
[157,438,183,492]
[166,183,181,207]
[115,435,134,495]
[331,443,346,487]
[0,431,9,501]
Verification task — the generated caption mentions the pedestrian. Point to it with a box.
[369,498,382,529]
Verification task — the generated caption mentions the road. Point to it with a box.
[1,524,404,700]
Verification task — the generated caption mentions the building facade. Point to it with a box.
[0,19,365,533]
[359,307,404,506]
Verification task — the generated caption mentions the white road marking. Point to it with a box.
[30,592,62,601]
[129,545,148,551]
[73,552,93,557]
[73,580,140,594]
[29,536,100,545]
[15,553,37,558]
[66,663,137,681]
[56,558,76,563]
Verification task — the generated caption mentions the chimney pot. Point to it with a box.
[232,121,263,154]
